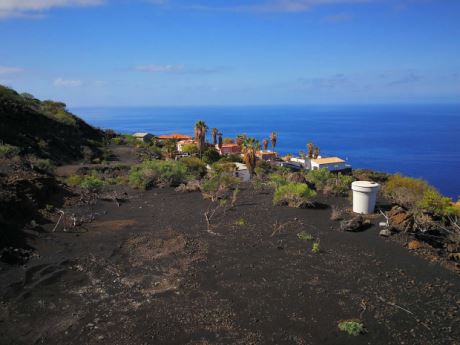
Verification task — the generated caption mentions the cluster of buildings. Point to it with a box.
[132,132,351,180]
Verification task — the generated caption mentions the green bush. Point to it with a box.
[383,174,431,209]
[180,156,207,179]
[324,174,354,196]
[384,173,458,218]
[211,161,237,175]
[338,320,365,336]
[273,182,317,208]
[254,160,272,177]
[306,168,333,190]
[66,174,105,191]
[0,144,20,158]
[111,137,124,145]
[202,148,221,164]
[33,159,55,174]
[268,173,289,188]
[297,231,314,241]
[417,188,459,218]
[128,160,188,189]
[182,143,199,154]
[218,154,243,163]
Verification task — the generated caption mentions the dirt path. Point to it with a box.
[0,186,459,345]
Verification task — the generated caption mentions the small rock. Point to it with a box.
[340,216,370,232]
[379,229,391,237]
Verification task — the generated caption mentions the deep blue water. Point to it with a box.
[71,105,460,199]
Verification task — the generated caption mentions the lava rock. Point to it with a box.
[379,228,392,237]
[340,216,371,232]
[387,206,414,232]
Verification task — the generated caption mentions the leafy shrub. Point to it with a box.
[202,148,221,164]
[312,242,320,253]
[306,168,333,190]
[273,182,317,208]
[297,231,314,241]
[0,144,20,158]
[417,188,459,218]
[32,159,55,174]
[383,174,430,209]
[180,156,207,179]
[254,160,272,177]
[211,161,236,175]
[128,160,188,189]
[66,174,105,191]
[218,154,243,163]
[111,137,124,145]
[323,174,354,196]
[268,173,289,188]
[338,320,365,336]
[182,143,198,154]
[234,218,246,227]
[201,174,240,194]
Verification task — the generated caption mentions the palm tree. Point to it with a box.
[218,132,223,149]
[307,142,314,159]
[211,128,218,146]
[270,132,277,152]
[313,146,320,159]
[262,138,269,151]
[236,134,247,146]
[194,120,208,157]
[242,138,260,178]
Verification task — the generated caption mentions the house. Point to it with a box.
[256,150,278,161]
[132,132,154,143]
[217,143,241,155]
[157,133,193,141]
[177,139,197,153]
[290,157,310,169]
[310,157,349,171]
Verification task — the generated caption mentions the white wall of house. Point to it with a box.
[290,157,311,170]
[311,161,347,171]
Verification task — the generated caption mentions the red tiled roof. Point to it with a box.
[158,133,193,140]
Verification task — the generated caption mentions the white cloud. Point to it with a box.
[54,77,82,87]
[0,0,105,18]
[0,65,23,74]
[135,64,185,73]
[186,0,372,13]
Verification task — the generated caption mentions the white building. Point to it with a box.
[133,132,154,143]
[310,157,348,171]
[290,157,311,170]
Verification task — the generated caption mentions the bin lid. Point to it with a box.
[352,181,380,192]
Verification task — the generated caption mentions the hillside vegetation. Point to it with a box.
[0,85,104,163]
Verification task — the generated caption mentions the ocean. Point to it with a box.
[71,104,460,199]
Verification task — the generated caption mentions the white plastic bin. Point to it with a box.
[351,181,380,214]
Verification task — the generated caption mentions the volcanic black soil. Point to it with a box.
[1,182,459,345]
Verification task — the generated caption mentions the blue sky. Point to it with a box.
[0,0,459,106]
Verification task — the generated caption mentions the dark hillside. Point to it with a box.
[0,85,104,164]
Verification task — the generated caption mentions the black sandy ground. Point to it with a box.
[0,183,459,345]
